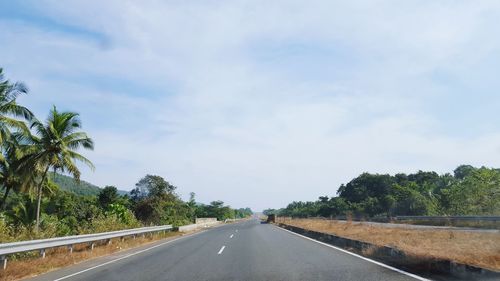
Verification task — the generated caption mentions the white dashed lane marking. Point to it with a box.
[217,246,226,255]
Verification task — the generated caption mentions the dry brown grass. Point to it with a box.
[277,217,500,271]
[0,231,181,281]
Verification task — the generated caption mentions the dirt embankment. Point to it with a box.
[277,217,500,271]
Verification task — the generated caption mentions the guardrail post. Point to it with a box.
[90,243,95,251]
[40,249,46,259]
[68,245,73,254]
[107,239,112,245]
[1,255,6,270]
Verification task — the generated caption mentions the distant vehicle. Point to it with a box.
[267,214,276,223]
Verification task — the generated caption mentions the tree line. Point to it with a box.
[264,165,500,218]
[0,68,252,242]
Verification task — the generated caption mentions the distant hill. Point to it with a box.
[49,173,129,197]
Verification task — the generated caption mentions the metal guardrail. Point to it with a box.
[0,224,172,269]
[329,215,500,222]
[395,216,500,221]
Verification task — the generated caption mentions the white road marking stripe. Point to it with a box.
[53,231,204,281]
[217,246,226,255]
[230,234,234,238]
[276,226,430,281]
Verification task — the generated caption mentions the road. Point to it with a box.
[28,219,426,281]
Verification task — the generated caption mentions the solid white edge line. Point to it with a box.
[217,245,226,255]
[275,226,431,281]
[53,231,205,281]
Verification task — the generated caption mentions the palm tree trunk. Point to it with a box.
[0,186,11,210]
[35,166,50,232]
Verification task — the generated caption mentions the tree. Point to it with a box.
[131,174,176,201]
[337,173,395,216]
[234,208,252,218]
[0,68,33,146]
[316,196,331,217]
[98,186,120,209]
[337,173,395,203]
[195,201,235,220]
[263,209,277,216]
[278,201,320,217]
[444,167,500,215]
[131,175,190,226]
[20,106,94,230]
[453,165,477,180]
[186,192,197,220]
[324,197,349,217]
[0,136,34,210]
[0,68,33,207]
[392,183,436,216]
[44,189,101,234]
[5,194,37,227]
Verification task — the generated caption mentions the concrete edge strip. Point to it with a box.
[52,231,205,281]
[275,226,430,281]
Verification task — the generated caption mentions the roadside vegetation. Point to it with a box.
[265,165,500,218]
[0,67,252,244]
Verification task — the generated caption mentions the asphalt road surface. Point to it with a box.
[28,219,427,281]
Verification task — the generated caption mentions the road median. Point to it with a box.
[276,218,500,280]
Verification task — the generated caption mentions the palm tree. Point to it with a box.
[0,135,35,210]
[5,194,37,227]
[21,106,94,230]
[0,68,34,210]
[0,68,33,147]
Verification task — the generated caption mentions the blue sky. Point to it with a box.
[1,1,500,211]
